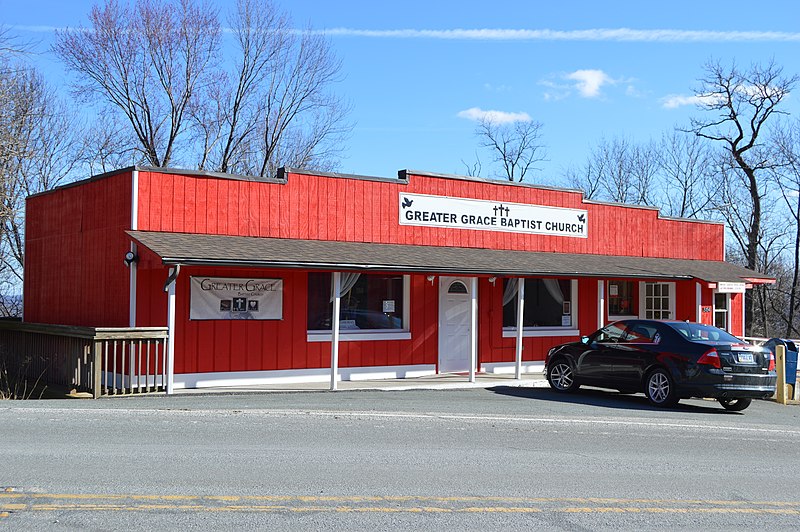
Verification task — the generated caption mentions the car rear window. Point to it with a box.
[667,322,741,343]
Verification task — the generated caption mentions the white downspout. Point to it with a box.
[469,277,478,383]
[330,272,342,391]
[515,277,525,379]
[129,169,139,327]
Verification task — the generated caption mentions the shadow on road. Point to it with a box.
[487,385,741,415]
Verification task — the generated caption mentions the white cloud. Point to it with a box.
[661,93,724,109]
[456,107,531,124]
[14,24,800,43]
[313,27,800,43]
[565,69,614,98]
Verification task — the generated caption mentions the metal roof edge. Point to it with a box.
[582,199,723,226]
[400,169,585,194]
[280,167,408,184]
[26,165,287,201]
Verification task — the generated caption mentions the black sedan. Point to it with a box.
[544,320,777,411]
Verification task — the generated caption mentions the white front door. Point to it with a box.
[438,277,473,373]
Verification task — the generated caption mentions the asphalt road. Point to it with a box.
[2,386,800,530]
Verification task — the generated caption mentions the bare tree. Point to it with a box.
[57,0,350,178]
[190,0,286,173]
[655,131,714,218]
[81,110,142,175]
[475,118,545,182]
[684,60,797,333]
[0,37,83,316]
[562,136,656,204]
[249,20,351,178]
[770,118,800,337]
[55,0,221,168]
[460,152,482,178]
[564,158,604,200]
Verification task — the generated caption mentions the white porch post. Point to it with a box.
[597,280,605,329]
[469,277,478,383]
[696,282,702,323]
[165,269,177,395]
[330,272,342,391]
[742,291,746,336]
[515,277,525,379]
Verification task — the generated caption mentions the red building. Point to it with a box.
[23,167,771,392]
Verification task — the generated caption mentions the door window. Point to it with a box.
[714,292,729,331]
[608,280,635,316]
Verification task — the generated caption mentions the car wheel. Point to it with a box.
[718,398,752,412]
[547,359,579,393]
[645,368,678,407]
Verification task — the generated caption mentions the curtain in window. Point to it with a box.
[542,279,564,304]
[502,278,519,306]
[330,272,361,302]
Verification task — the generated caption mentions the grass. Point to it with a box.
[0,355,47,400]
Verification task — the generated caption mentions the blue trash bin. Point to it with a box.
[764,338,798,388]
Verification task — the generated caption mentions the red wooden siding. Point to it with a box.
[675,281,698,322]
[729,292,744,336]
[699,286,714,326]
[156,269,439,374]
[136,170,725,261]
[24,171,133,326]
[22,167,744,381]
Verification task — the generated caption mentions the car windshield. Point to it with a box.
[667,322,741,344]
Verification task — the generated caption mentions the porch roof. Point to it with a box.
[128,230,772,285]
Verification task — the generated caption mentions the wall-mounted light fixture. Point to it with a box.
[124,251,139,266]
[426,275,436,285]
[488,277,497,285]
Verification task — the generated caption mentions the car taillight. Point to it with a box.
[767,351,775,371]
[697,348,721,369]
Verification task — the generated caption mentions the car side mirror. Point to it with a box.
[581,336,590,345]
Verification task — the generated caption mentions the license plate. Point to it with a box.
[737,352,754,364]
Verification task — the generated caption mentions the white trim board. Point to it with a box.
[173,364,437,389]
[502,329,579,338]
[307,331,411,342]
[481,361,545,374]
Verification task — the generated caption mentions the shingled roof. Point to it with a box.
[128,230,772,284]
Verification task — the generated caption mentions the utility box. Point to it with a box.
[764,338,798,397]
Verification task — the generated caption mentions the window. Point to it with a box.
[307,273,406,331]
[502,278,573,328]
[448,281,468,294]
[669,321,739,343]
[624,322,660,344]
[643,282,673,320]
[608,280,635,316]
[592,322,629,343]
[714,292,729,331]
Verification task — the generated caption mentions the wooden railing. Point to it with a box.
[0,321,169,398]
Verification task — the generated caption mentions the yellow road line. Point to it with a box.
[2,493,799,507]
[2,493,800,517]
[2,502,799,515]
[7,504,800,516]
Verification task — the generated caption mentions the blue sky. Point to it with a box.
[3,0,800,184]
